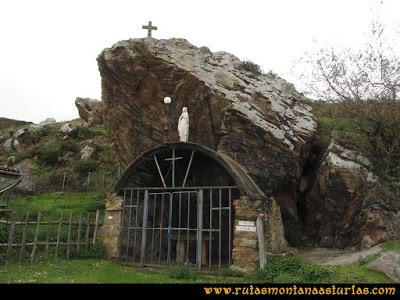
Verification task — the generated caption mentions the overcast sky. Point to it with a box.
[1,0,399,123]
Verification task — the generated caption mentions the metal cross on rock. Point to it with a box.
[142,21,157,38]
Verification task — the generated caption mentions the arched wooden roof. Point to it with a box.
[114,142,266,200]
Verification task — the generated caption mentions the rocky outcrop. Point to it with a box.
[39,118,57,126]
[367,251,400,282]
[75,97,104,125]
[2,138,17,152]
[97,38,317,218]
[303,137,400,249]
[59,123,75,134]
[13,159,36,194]
[80,144,95,160]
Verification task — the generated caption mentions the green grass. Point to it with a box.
[0,257,393,284]
[256,256,332,283]
[255,255,393,284]
[0,259,245,284]
[327,261,392,283]
[8,192,106,219]
[383,240,400,252]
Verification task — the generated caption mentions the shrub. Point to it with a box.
[60,140,79,153]
[256,256,331,283]
[73,159,98,175]
[168,265,197,280]
[266,70,277,80]
[242,60,262,76]
[219,267,244,278]
[37,144,62,166]
[13,149,31,164]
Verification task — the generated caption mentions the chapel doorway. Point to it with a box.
[116,143,240,270]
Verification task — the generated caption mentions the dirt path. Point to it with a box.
[296,244,383,266]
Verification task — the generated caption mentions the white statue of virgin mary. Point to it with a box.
[178,107,189,142]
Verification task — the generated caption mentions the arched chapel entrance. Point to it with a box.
[114,142,262,271]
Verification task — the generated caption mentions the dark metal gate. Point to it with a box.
[119,186,236,271]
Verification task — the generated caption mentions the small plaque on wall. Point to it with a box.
[238,220,255,227]
[236,225,256,232]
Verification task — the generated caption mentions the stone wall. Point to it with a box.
[98,194,123,258]
[232,195,288,272]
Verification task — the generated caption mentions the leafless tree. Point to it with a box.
[294,12,400,183]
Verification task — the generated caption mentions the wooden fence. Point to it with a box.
[0,209,101,265]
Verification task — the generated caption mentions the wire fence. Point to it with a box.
[30,170,115,193]
[0,166,127,206]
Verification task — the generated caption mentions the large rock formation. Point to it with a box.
[303,137,400,249]
[97,38,317,218]
[75,97,104,125]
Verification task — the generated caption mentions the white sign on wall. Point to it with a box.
[238,220,255,227]
[236,220,256,232]
[235,225,256,232]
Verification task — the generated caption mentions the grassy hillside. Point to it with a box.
[8,192,105,219]
[0,117,31,131]
[0,118,118,193]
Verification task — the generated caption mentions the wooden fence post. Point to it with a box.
[62,171,67,191]
[257,214,266,270]
[66,213,72,260]
[44,219,51,260]
[6,212,16,265]
[76,214,82,254]
[85,213,90,249]
[92,209,100,246]
[86,172,91,192]
[18,213,29,264]
[55,212,64,260]
[30,212,42,263]
[33,176,37,193]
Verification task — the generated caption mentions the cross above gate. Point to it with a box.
[142,21,157,38]
[153,149,195,188]
[164,149,182,188]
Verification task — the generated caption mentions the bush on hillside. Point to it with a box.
[73,159,98,175]
[256,256,331,283]
[242,60,262,76]
[168,265,197,280]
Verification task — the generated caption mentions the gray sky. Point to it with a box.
[1,0,399,123]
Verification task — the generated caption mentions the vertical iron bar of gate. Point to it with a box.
[186,192,190,265]
[196,189,203,271]
[209,189,212,269]
[167,193,173,265]
[125,190,132,264]
[133,190,140,263]
[159,193,164,265]
[228,188,232,266]
[218,188,222,271]
[140,190,149,266]
[178,193,182,264]
[151,193,157,264]
[120,190,126,261]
